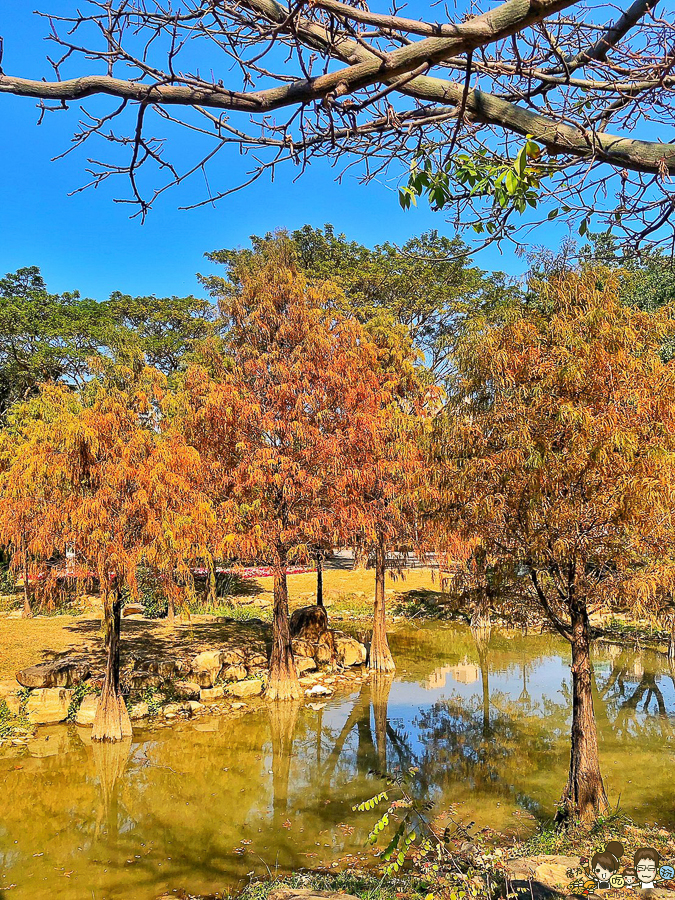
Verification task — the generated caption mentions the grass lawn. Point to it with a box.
[0,566,445,684]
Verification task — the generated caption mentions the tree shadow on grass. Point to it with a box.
[391,587,450,617]
[30,615,275,676]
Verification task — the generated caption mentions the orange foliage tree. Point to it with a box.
[337,371,433,672]
[181,240,405,699]
[0,370,213,740]
[436,271,675,822]
[0,419,61,618]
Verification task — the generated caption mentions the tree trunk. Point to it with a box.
[353,541,369,571]
[669,617,675,662]
[265,550,301,701]
[21,549,32,618]
[206,555,218,608]
[92,583,132,743]
[561,597,608,823]
[370,534,395,672]
[316,553,324,608]
[167,590,175,622]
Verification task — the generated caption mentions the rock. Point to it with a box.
[200,686,225,702]
[222,664,247,682]
[247,652,267,668]
[133,657,179,678]
[334,632,367,667]
[186,700,203,713]
[269,889,359,900]
[290,605,329,642]
[129,701,149,720]
[506,856,581,900]
[25,687,73,724]
[75,694,99,726]
[163,703,181,718]
[0,680,21,698]
[221,648,247,667]
[4,692,23,716]
[174,680,200,700]
[296,656,317,674]
[292,639,315,658]
[129,672,163,691]
[305,684,333,697]
[231,702,247,710]
[315,631,335,665]
[227,678,264,698]
[122,602,144,617]
[16,657,90,689]
[191,650,223,688]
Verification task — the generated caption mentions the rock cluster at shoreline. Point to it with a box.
[1,623,369,739]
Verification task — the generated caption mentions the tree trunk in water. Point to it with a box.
[265,551,301,701]
[370,535,395,672]
[22,552,32,618]
[92,584,132,742]
[561,597,608,823]
[316,554,324,608]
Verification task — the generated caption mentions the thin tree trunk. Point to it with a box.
[92,583,132,743]
[669,616,675,662]
[316,553,324,608]
[167,589,175,622]
[370,533,395,673]
[206,555,217,607]
[265,549,301,701]
[21,547,32,618]
[353,541,369,571]
[562,596,608,823]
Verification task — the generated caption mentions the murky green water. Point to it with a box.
[2,624,675,900]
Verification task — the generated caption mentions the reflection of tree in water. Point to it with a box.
[269,701,301,815]
[372,672,394,772]
[321,677,412,788]
[472,622,492,737]
[414,631,570,823]
[598,649,674,742]
[91,736,132,840]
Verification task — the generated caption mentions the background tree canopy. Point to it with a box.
[204,226,517,383]
[0,266,216,414]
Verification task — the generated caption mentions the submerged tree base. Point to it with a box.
[264,678,303,701]
[92,691,132,743]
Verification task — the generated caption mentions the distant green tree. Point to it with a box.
[107,292,216,376]
[203,226,514,383]
[0,267,217,414]
[0,267,112,414]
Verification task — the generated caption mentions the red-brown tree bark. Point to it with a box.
[92,583,132,743]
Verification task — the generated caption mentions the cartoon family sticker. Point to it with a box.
[567,841,675,893]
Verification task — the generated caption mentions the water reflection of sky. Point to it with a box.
[2,626,675,900]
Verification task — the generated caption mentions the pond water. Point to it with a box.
[2,623,675,900]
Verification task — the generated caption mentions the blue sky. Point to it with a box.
[0,2,558,303]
